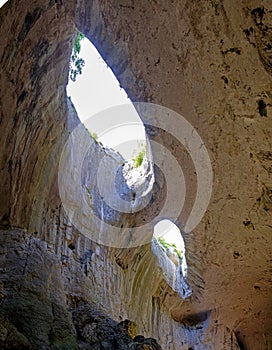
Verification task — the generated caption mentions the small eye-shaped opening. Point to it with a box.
[152,219,191,299]
[153,219,187,276]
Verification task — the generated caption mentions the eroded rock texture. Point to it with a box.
[0,0,271,349]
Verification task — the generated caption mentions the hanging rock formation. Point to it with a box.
[0,0,271,349]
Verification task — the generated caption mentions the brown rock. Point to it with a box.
[0,0,271,349]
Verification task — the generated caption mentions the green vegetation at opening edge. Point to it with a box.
[133,148,145,168]
[88,130,98,141]
[157,237,182,259]
[69,31,85,82]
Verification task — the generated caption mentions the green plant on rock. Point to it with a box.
[88,129,98,141]
[69,31,85,82]
[133,148,146,168]
[157,237,182,259]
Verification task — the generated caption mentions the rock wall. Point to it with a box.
[0,0,271,349]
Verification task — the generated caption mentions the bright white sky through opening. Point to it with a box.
[67,37,145,160]
[0,0,8,8]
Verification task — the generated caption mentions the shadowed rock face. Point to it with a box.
[0,0,271,349]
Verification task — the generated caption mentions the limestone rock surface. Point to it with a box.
[0,0,271,349]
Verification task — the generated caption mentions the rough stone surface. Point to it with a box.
[0,230,161,349]
[0,0,271,349]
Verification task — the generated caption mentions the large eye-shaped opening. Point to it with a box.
[66,31,146,162]
[60,30,156,248]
